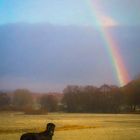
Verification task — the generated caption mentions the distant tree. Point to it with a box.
[123,79,140,111]
[62,85,82,112]
[108,87,123,112]
[40,94,58,112]
[99,85,123,113]
[12,89,33,110]
[82,86,99,112]
[62,85,99,113]
[0,92,11,109]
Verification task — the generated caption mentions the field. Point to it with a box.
[0,112,140,140]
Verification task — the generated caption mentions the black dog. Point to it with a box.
[20,123,55,140]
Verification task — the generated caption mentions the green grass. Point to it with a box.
[0,112,140,140]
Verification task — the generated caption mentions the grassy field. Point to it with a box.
[0,112,140,140]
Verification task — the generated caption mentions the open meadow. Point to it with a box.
[0,112,140,140]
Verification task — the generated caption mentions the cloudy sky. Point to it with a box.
[0,0,140,92]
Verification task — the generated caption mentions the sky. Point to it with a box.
[0,0,140,92]
[0,0,140,26]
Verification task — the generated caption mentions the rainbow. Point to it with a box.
[86,0,130,86]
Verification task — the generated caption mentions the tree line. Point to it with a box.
[0,78,140,113]
[0,89,59,114]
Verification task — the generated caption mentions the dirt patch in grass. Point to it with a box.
[56,125,101,131]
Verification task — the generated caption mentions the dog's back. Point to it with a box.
[20,123,55,140]
[20,133,36,140]
[20,133,52,140]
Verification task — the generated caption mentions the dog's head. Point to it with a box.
[46,123,55,136]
